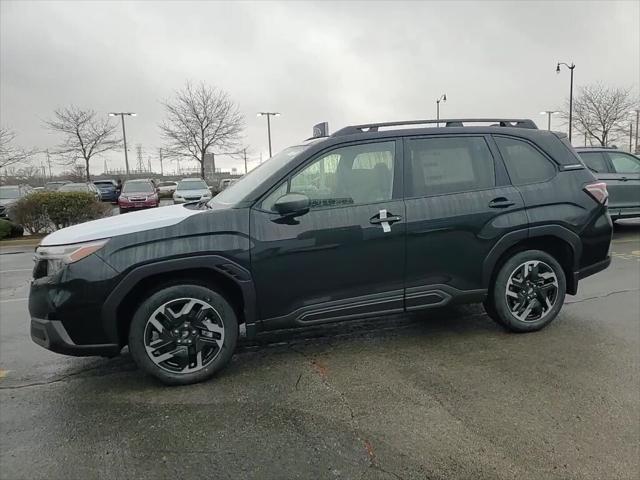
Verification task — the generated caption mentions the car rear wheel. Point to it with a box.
[484,250,566,332]
[128,284,238,385]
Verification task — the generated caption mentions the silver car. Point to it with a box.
[576,147,640,220]
[58,182,102,201]
[0,185,32,220]
[173,178,212,204]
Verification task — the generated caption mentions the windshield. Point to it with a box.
[94,181,114,188]
[211,145,309,206]
[0,187,21,199]
[59,184,88,192]
[122,181,154,193]
[177,180,208,190]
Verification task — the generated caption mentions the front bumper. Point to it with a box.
[30,317,120,357]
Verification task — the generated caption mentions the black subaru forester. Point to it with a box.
[29,119,612,385]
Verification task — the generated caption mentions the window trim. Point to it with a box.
[254,138,402,213]
[492,134,558,187]
[605,151,640,174]
[402,134,499,200]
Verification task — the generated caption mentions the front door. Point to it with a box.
[250,140,405,328]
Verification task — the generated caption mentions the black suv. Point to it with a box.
[29,118,612,385]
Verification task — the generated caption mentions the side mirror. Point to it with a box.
[273,193,310,217]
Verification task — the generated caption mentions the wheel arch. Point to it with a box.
[101,255,257,348]
[483,226,581,295]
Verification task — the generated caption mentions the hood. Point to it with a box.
[175,189,210,196]
[41,204,203,246]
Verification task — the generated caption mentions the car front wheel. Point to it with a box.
[128,284,238,385]
[484,249,566,333]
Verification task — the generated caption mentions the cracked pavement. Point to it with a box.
[0,221,638,480]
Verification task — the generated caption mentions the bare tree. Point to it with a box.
[562,84,638,147]
[0,127,35,169]
[160,82,244,179]
[45,106,121,181]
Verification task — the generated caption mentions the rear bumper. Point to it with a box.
[573,256,611,285]
[609,206,640,220]
[30,317,120,357]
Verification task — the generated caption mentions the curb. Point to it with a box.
[0,238,41,248]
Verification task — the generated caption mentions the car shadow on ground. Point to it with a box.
[56,303,500,388]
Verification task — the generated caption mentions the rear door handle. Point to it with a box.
[488,197,515,209]
[620,177,628,182]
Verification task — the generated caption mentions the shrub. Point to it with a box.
[10,193,49,234]
[0,219,24,240]
[11,192,112,234]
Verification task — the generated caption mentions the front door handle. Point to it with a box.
[370,209,402,232]
[488,197,515,208]
[620,177,628,182]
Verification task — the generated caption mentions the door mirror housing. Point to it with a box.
[273,193,310,217]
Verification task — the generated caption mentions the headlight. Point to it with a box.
[202,192,211,198]
[35,239,109,276]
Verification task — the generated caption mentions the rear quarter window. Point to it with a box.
[494,136,556,185]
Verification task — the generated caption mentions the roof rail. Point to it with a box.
[332,118,538,136]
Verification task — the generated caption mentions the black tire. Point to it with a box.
[119,208,126,214]
[128,284,238,385]
[486,249,566,333]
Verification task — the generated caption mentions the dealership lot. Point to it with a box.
[0,222,638,480]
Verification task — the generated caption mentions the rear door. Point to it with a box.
[403,135,527,309]
[604,151,640,214]
[578,151,623,210]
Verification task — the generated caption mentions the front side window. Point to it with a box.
[407,136,495,197]
[495,136,556,185]
[262,141,395,210]
[608,152,640,174]
[578,152,609,173]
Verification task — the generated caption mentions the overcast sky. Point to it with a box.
[1,0,639,175]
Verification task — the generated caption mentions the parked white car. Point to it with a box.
[173,178,212,204]
[156,181,178,198]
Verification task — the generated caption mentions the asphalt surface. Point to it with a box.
[0,221,638,480]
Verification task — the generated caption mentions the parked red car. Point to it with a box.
[118,179,159,214]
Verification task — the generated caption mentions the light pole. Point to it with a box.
[257,112,280,158]
[436,94,447,126]
[108,112,136,176]
[540,111,560,131]
[631,110,639,153]
[556,62,575,142]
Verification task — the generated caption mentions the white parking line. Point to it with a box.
[0,297,28,304]
[0,268,33,273]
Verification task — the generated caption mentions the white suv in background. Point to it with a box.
[173,178,212,204]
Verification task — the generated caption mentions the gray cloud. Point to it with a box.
[1,0,638,174]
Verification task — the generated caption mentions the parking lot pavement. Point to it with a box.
[1,222,638,480]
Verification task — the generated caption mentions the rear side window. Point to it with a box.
[578,152,609,173]
[607,152,640,174]
[407,136,495,197]
[495,136,556,185]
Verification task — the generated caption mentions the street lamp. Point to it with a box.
[436,94,447,126]
[630,110,639,153]
[108,112,136,175]
[556,62,575,142]
[257,112,280,158]
[540,111,560,131]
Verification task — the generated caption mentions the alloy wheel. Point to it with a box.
[144,297,225,373]
[505,260,559,323]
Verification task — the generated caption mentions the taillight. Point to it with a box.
[584,182,608,206]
